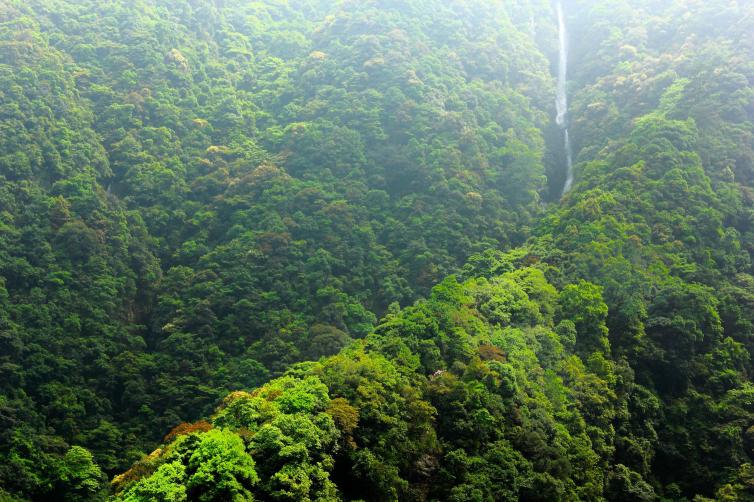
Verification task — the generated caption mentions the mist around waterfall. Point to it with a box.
[555,0,574,196]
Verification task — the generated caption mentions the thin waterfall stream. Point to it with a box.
[556,1,573,195]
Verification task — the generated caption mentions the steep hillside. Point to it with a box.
[111,270,643,501]
[1,0,754,500]
[0,0,557,497]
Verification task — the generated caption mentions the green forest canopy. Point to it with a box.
[0,0,753,500]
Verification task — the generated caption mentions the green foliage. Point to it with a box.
[185,430,257,501]
[114,272,624,500]
[557,281,611,356]
[120,462,187,502]
[57,447,105,501]
[1,0,753,500]
[0,0,552,496]
[118,374,338,501]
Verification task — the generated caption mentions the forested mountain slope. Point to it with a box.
[0,0,554,495]
[1,0,754,500]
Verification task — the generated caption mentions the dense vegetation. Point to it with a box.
[1,0,753,500]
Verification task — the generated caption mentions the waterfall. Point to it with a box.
[563,129,573,193]
[555,1,574,195]
[555,2,567,128]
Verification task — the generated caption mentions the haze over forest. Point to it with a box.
[1,0,754,500]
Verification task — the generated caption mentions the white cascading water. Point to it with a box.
[556,1,574,195]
